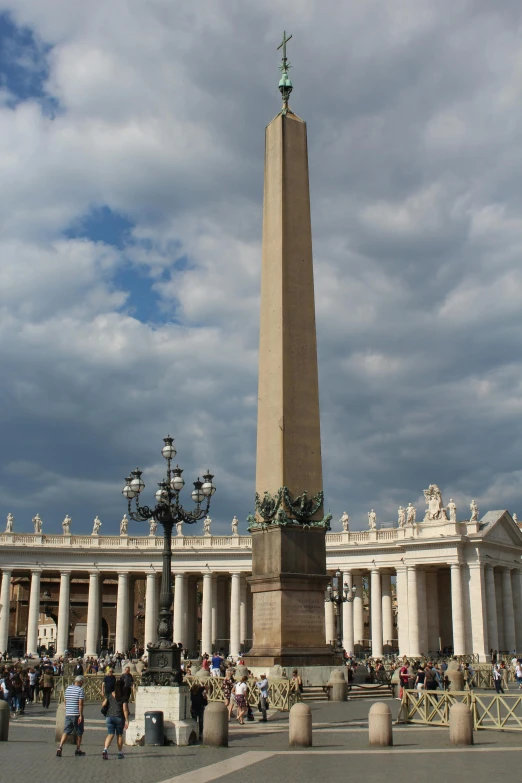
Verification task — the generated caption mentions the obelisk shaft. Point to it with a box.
[256,111,323,503]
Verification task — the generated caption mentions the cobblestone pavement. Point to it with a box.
[2,698,522,783]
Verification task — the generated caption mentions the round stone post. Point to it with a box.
[0,700,10,741]
[449,702,473,746]
[202,702,228,747]
[327,669,348,702]
[289,702,312,747]
[368,702,393,747]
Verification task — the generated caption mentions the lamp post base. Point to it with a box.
[141,644,184,686]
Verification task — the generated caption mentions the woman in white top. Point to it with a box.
[233,675,248,725]
[515,663,522,688]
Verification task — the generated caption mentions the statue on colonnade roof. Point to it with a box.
[423,484,448,522]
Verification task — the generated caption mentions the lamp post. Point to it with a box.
[325,568,356,653]
[123,434,216,685]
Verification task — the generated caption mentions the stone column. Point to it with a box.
[511,570,522,653]
[381,574,393,650]
[468,563,489,660]
[450,564,465,656]
[144,572,157,650]
[370,569,383,658]
[417,569,428,655]
[26,569,42,656]
[173,573,186,646]
[0,570,12,654]
[502,567,517,653]
[395,566,409,656]
[211,575,218,648]
[85,571,101,656]
[342,571,354,654]
[325,596,335,645]
[407,566,420,657]
[494,569,505,651]
[239,576,247,648]
[201,572,213,656]
[353,574,364,648]
[426,572,440,654]
[115,573,129,654]
[229,573,241,658]
[56,571,71,656]
[485,565,499,653]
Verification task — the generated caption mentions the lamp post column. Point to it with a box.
[56,571,71,656]
[0,570,12,653]
[342,571,354,654]
[26,569,42,656]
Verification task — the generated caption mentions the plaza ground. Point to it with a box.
[2,696,522,783]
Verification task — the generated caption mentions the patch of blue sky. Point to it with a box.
[0,12,59,114]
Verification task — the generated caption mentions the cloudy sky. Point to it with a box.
[1,0,522,536]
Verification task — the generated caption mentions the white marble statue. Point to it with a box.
[423,484,448,522]
[62,514,72,535]
[176,520,183,536]
[92,516,102,535]
[340,511,350,532]
[231,516,239,535]
[470,499,479,523]
[149,519,158,536]
[120,514,129,536]
[514,513,518,525]
[447,499,457,522]
[204,516,212,536]
[368,509,377,530]
[406,503,416,524]
[32,513,42,534]
[5,513,14,533]
[398,506,406,528]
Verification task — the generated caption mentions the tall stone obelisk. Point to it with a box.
[246,33,335,667]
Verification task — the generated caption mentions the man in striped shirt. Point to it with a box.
[56,675,85,757]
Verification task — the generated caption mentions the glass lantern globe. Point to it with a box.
[155,487,168,503]
[162,435,177,461]
[191,479,205,504]
[202,471,216,497]
[170,466,185,492]
[122,479,136,499]
[130,469,145,494]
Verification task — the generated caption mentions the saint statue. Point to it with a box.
[447,499,457,523]
[176,520,184,536]
[398,506,406,528]
[149,519,158,536]
[423,484,448,522]
[368,509,377,530]
[32,513,42,534]
[62,514,72,535]
[92,516,102,535]
[514,513,518,525]
[231,516,239,535]
[120,514,129,536]
[204,516,212,536]
[406,503,416,524]
[5,513,14,533]
[470,499,479,523]
[340,511,350,532]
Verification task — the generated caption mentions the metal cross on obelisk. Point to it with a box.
[277,30,292,61]
[277,31,293,111]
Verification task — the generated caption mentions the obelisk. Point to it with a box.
[246,33,335,667]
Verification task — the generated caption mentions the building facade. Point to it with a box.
[0,507,521,661]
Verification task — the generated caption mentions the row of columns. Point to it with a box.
[0,568,250,657]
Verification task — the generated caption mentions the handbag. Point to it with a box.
[101,702,109,717]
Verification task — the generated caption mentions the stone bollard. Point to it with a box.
[327,669,348,702]
[202,702,228,747]
[449,702,473,746]
[289,702,312,747]
[368,702,393,747]
[446,671,464,691]
[0,700,10,741]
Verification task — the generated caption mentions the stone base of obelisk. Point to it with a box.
[245,525,338,668]
[124,685,197,746]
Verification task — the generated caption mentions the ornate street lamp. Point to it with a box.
[123,434,216,685]
[325,568,356,653]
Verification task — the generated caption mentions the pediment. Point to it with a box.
[479,511,522,547]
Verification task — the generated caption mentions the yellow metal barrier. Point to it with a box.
[397,689,522,731]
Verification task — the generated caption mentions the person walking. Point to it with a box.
[41,662,54,709]
[223,669,235,720]
[414,665,426,698]
[211,652,223,677]
[233,675,249,725]
[56,675,85,757]
[119,665,134,702]
[255,673,269,722]
[493,664,505,694]
[101,680,129,760]
[102,667,116,698]
[190,681,208,741]
[399,661,409,700]
[515,662,522,689]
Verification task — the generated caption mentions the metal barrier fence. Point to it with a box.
[57,673,299,711]
[397,689,522,731]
